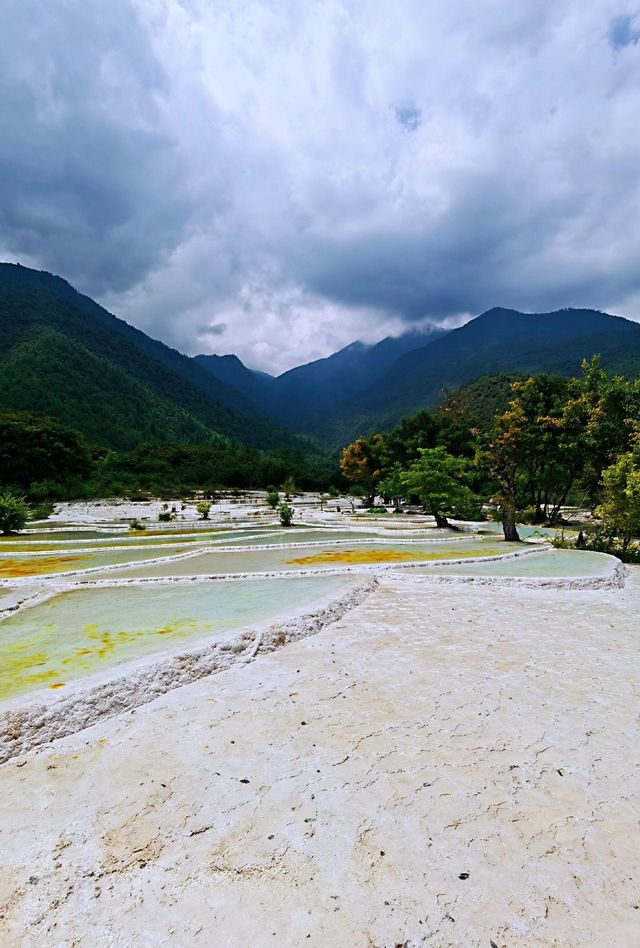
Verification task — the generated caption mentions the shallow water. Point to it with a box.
[0,546,190,578]
[403,549,616,578]
[87,538,522,580]
[1,530,128,542]
[208,528,405,546]
[0,574,358,700]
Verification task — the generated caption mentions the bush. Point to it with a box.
[278,503,294,526]
[0,491,31,534]
[266,491,280,510]
[158,511,173,522]
[516,507,538,524]
[28,500,55,521]
[195,501,212,520]
[281,477,296,499]
[129,518,146,531]
[552,529,640,564]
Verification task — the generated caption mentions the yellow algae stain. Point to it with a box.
[286,547,503,565]
[0,554,86,577]
[0,615,213,700]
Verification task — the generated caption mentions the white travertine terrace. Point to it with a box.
[0,570,638,945]
[1,499,637,944]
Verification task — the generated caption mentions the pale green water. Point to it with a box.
[403,549,616,578]
[0,546,189,579]
[0,574,358,700]
[3,530,127,542]
[0,536,204,552]
[209,529,402,546]
[87,538,523,580]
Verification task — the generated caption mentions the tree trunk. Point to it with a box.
[501,503,521,542]
[434,511,450,529]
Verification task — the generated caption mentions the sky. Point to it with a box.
[1,1,640,374]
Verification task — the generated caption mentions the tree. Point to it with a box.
[597,448,640,550]
[378,465,406,511]
[0,411,92,495]
[494,376,589,523]
[340,434,385,506]
[281,476,296,500]
[195,501,212,520]
[278,503,294,526]
[478,374,593,537]
[400,447,479,530]
[476,423,521,541]
[0,490,31,534]
[265,491,280,510]
[577,357,640,505]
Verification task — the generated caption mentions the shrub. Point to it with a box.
[196,501,212,520]
[158,511,173,522]
[281,477,296,500]
[266,491,280,510]
[28,500,55,521]
[551,528,640,564]
[0,491,31,534]
[278,503,294,526]
[129,518,146,531]
[516,506,538,525]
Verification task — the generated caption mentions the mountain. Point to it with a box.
[0,263,299,451]
[194,353,275,406]
[5,265,640,455]
[196,326,447,432]
[314,307,640,444]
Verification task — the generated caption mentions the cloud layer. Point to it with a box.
[2,0,640,372]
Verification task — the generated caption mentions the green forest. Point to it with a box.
[3,356,640,561]
[338,358,640,561]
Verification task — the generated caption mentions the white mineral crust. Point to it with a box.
[1,571,639,946]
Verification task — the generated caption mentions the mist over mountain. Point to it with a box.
[312,307,640,444]
[198,304,640,444]
[196,326,447,432]
[2,264,640,453]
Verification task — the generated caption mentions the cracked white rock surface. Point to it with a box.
[1,572,639,946]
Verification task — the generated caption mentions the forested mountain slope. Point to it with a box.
[0,264,298,450]
[196,327,447,431]
[314,307,640,444]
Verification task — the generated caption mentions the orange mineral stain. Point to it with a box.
[287,547,502,566]
[0,555,85,577]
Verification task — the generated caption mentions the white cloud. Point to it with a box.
[2,0,640,371]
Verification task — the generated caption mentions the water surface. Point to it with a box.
[0,574,358,700]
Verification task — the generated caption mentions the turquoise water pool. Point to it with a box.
[0,573,358,700]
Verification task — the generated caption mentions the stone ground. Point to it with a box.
[1,572,639,947]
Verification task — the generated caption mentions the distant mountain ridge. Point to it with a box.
[2,262,640,452]
[313,306,640,444]
[196,326,447,431]
[0,263,300,451]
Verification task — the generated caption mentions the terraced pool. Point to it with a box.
[0,573,359,700]
[81,538,524,580]
[0,545,190,579]
[401,549,617,578]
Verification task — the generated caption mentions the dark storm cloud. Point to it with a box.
[0,0,194,293]
[2,1,640,372]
